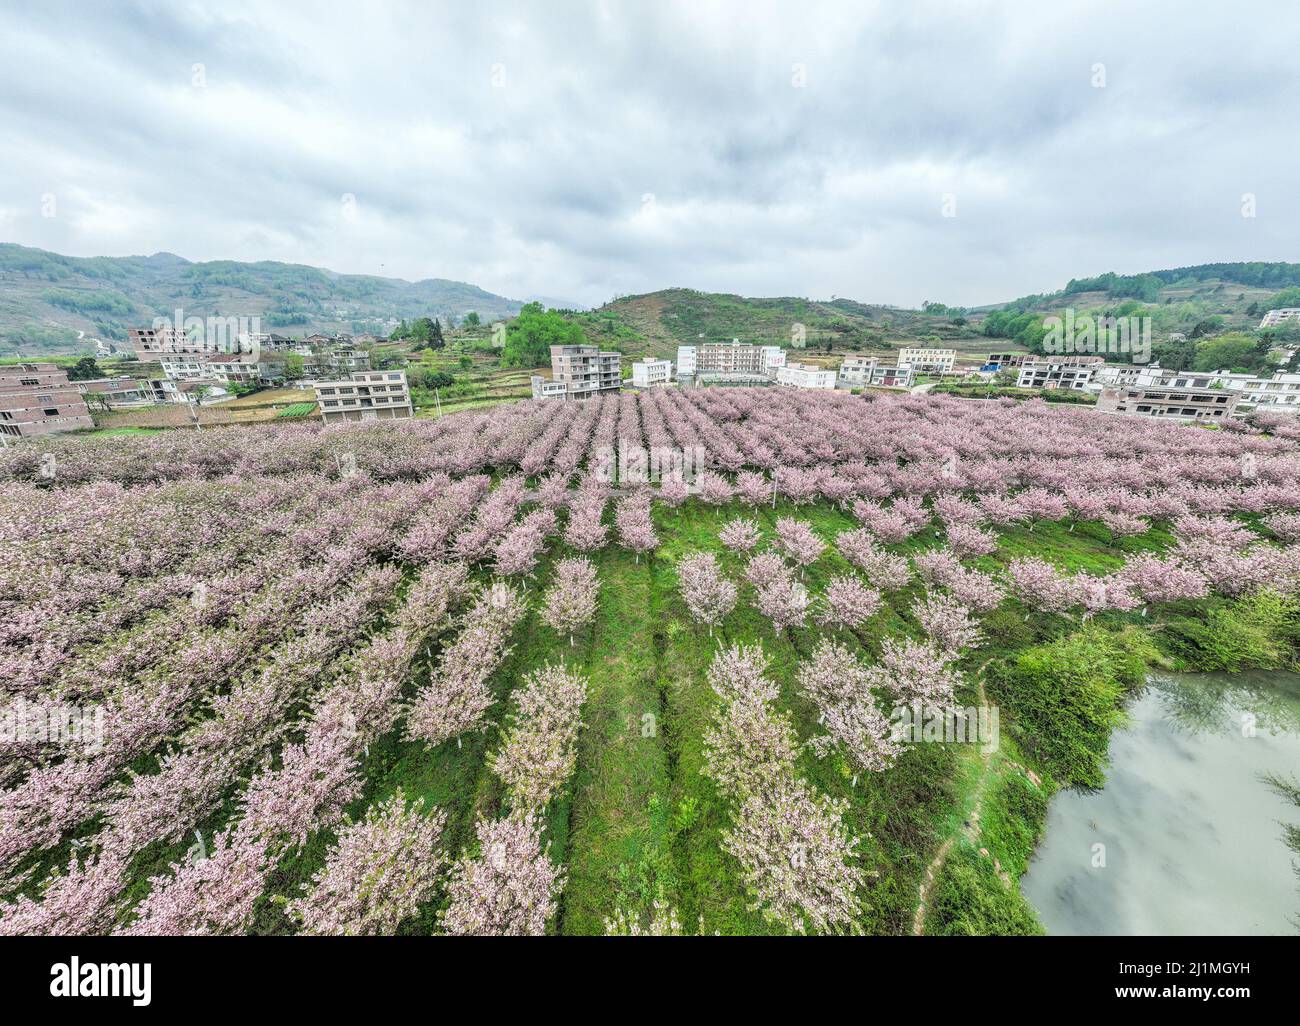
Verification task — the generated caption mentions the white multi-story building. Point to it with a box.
[529,345,622,400]
[760,346,786,373]
[548,344,621,398]
[675,342,785,382]
[530,376,569,400]
[631,358,672,387]
[837,355,914,389]
[315,370,413,422]
[897,346,956,373]
[1259,309,1300,329]
[776,362,837,389]
[1016,359,1100,390]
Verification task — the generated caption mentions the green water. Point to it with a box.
[1021,670,1300,935]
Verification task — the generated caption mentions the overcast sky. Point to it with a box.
[1,0,1296,309]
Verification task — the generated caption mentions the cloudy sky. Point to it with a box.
[1,0,1296,308]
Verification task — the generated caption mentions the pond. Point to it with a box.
[1021,670,1300,935]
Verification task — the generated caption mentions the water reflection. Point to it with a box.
[1021,671,1300,936]
[1147,669,1300,738]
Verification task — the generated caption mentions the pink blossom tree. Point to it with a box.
[677,551,738,635]
[912,591,983,658]
[722,779,864,935]
[797,638,901,773]
[719,517,763,553]
[775,517,826,576]
[489,664,588,812]
[440,813,563,936]
[815,573,883,629]
[615,494,658,562]
[541,556,599,645]
[287,791,448,936]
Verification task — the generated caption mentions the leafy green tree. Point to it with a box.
[501,302,586,368]
[1151,334,1196,372]
[66,356,103,381]
[462,311,481,327]
[1191,333,1268,373]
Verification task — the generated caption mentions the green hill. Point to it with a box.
[0,244,523,355]
[569,288,986,361]
[566,264,1300,364]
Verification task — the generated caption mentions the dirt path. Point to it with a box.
[911,666,999,936]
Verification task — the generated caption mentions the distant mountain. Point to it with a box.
[0,244,523,355]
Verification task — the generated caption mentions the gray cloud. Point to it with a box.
[1,0,1297,309]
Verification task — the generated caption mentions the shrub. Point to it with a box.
[925,846,1042,936]
[1158,592,1297,672]
[985,627,1156,788]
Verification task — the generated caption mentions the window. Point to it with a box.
[43,408,59,416]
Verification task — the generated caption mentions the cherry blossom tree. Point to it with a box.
[775,517,825,575]
[677,552,738,635]
[440,813,563,936]
[836,528,912,590]
[541,557,599,645]
[815,573,882,629]
[912,591,982,658]
[615,494,658,562]
[719,517,762,553]
[946,523,998,560]
[869,638,962,713]
[755,575,809,633]
[722,779,864,936]
[489,664,588,812]
[797,638,901,773]
[1006,556,1079,614]
[734,470,771,508]
[288,791,448,936]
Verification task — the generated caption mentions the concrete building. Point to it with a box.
[0,363,95,439]
[530,345,622,399]
[1232,371,1300,408]
[1096,384,1239,420]
[631,358,672,388]
[315,370,413,423]
[897,346,956,373]
[979,352,1029,372]
[837,355,913,389]
[675,342,785,383]
[1016,358,1101,390]
[128,326,217,360]
[530,376,568,400]
[1259,309,1300,329]
[760,346,786,373]
[76,377,151,408]
[776,362,837,389]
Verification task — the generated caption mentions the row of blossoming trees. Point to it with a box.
[3,388,1300,934]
